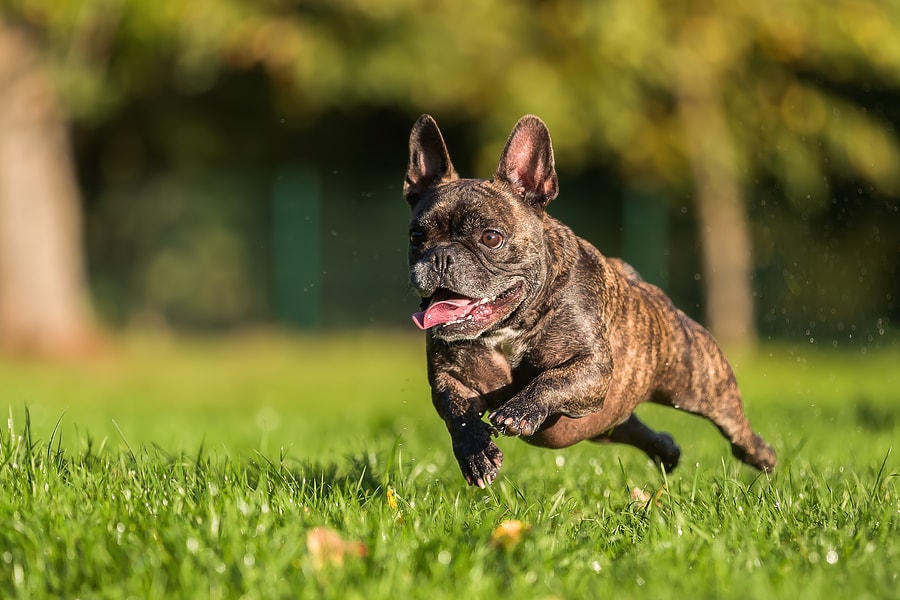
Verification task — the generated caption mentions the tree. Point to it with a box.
[0,1,305,355]
[359,0,900,349]
[0,26,95,356]
[3,0,900,352]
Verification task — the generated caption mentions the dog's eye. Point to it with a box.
[481,229,504,249]
[409,230,426,246]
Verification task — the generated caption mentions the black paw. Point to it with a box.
[654,432,681,473]
[489,400,549,438]
[455,439,503,488]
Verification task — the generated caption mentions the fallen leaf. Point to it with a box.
[490,519,532,550]
[306,527,366,569]
[631,487,652,503]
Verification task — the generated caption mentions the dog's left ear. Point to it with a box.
[496,115,559,209]
[405,114,459,205]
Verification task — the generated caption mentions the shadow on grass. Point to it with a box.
[855,398,898,431]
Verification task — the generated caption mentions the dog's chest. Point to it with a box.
[481,326,528,368]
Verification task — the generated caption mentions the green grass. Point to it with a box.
[1,333,898,598]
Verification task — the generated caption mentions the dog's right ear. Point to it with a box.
[404,114,458,205]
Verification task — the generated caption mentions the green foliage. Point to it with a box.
[89,171,271,327]
[0,335,898,597]
[5,0,900,336]
[7,0,900,199]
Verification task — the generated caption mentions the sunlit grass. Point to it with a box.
[1,333,898,598]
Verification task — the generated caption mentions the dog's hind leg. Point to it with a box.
[591,414,681,473]
[703,386,777,472]
[659,368,777,472]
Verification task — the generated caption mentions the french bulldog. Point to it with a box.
[404,114,776,488]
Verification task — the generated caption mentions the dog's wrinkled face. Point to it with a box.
[407,181,538,340]
[404,115,558,341]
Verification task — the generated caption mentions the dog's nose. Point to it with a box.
[431,248,454,276]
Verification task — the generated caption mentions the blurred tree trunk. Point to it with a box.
[675,37,757,351]
[0,27,97,356]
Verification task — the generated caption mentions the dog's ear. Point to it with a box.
[404,114,458,204]
[495,115,559,209]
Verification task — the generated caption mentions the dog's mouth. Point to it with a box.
[412,282,525,333]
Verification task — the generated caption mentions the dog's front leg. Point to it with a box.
[489,354,613,438]
[431,382,503,488]
[428,339,513,487]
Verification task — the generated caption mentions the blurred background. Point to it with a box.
[1,0,899,358]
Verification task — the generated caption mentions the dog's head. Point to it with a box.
[404,114,559,341]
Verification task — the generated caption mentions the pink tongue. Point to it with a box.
[412,297,479,330]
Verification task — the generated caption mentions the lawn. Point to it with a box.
[1,332,898,598]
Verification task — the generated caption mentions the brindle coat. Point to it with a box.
[405,114,776,488]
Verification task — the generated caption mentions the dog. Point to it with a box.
[404,114,776,488]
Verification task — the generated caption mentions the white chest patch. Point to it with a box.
[482,327,527,367]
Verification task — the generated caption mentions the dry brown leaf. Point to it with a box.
[631,487,652,503]
[490,519,532,550]
[306,527,366,569]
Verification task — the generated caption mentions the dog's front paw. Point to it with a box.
[489,400,549,438]
[453,436,503,488]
